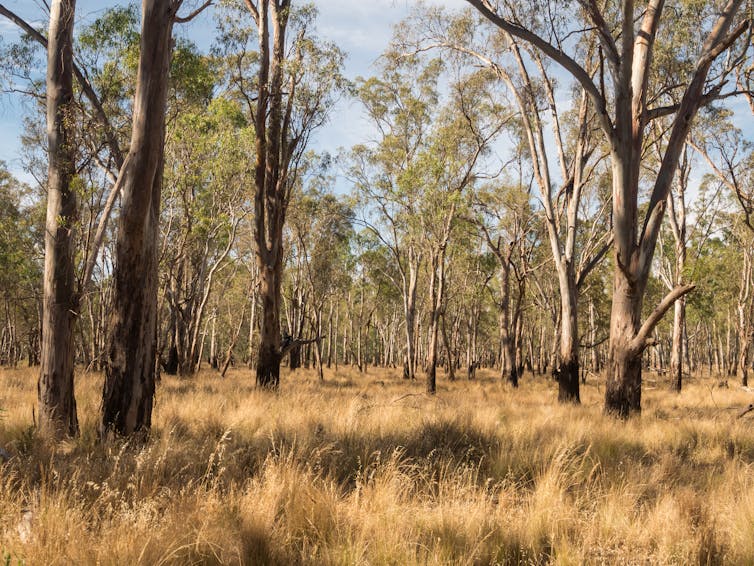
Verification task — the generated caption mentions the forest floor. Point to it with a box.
[0,365,753,565]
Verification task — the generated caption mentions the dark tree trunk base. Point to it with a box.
[556,360,581,404]
[163,345,178,375]
[426,367,436,394]
[604,354,642,418]
[256,346,281,389]
[289,345,301,370]
[101,366,155,438]
[507,369,519,388]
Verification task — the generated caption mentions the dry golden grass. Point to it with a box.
[0,364,753,564]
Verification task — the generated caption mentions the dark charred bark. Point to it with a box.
[605,351,642,418]
[556,358,580,403]
[163,344,179,375]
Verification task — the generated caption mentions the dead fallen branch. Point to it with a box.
[737,404,754,419]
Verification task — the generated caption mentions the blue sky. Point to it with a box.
[1,0,752,196]
[0,0,458,185]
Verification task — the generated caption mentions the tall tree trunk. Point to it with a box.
[333,302,339,370]
[251,0,294,390]
[403,254,419,380]
[102,0,175,437]
[669,297,685,391]
[604,268,644,416]
[38,0,79,439]
[556,273,580,402]
[499,263,518,387]
[209,309,218,369]
[256,254,282,387]
[326,300,333,368]
[589,299,600,373]
[314,309,324,381]
[426,252,440,394]
[441,312,455,381]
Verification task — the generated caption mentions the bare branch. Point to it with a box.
[631,284,696,353]
[0,3,124,168]
[244,0,259,24]
[464,0,613,136]
[577,0,620,75]
[576,236,613,289]
[175,0,213,23]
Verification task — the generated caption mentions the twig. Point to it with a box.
[737,403,754,419]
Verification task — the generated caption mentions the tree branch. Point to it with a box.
[280,336,318,357]
[577,0,620,74]
[464,0,613,136]
[175,0,213,23]
[243,0,259,24]
[0,3,124,168]
[637,0,746,279]
[576,235,613,289]
[630,283,696,353]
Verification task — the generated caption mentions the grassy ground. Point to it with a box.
[0,365,753,565]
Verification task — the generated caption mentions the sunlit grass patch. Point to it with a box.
[0,364,753,563]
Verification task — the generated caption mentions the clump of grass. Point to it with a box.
[0,364,753,563]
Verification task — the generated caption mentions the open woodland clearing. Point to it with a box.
[1,365,754,564]
[2,0,754,563]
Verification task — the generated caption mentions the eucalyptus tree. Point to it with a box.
[404,6,612,402]
[351,52,444,381]
[288,171,354,380]
[475,177,539,387]
[102,0,213,438]
[418,71,509,393]
[35,0,80,438]
[465,0,751,415]
[217,0,347,388]
[161,96,250,376]
[1,0,84,436]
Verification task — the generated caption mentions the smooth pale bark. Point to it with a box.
[499,261,518,387]
[737,250,753,386]
[589,299,600,374]
[670,297,685,390]
[403,251,420,380]
[667,179,688,391]
[102,0,176,437]
[38,0,79,439]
